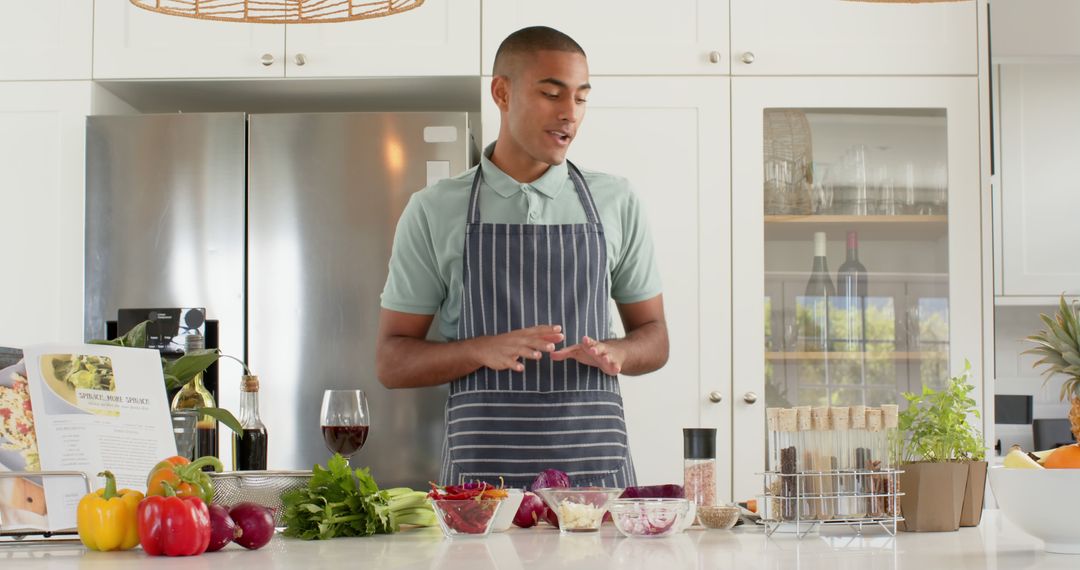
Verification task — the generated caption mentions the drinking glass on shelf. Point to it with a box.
[811,165,835,215]
[321,389,370,464]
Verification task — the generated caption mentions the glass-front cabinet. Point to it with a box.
[730,77,984,501]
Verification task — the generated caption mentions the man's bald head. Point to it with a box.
[492,26,586,78]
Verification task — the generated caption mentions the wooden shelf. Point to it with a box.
[766,351,947,361]
[764,215,948,241]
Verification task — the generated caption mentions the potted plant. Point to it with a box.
[897,360,986,531]
[92,320,242,434]
[1025,295,1080,442]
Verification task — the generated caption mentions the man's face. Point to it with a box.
[498,50,590,166]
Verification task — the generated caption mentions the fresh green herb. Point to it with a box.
[898,360,985,463]
[281,453,435,540]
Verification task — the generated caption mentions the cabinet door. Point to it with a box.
[481,0,728,75]
[481,77,731,494]
[731,0,977,76]
[0,82,91,346]
[0,0,92,80]
[285,0,479,77]
[730,77,983,502]
[999,65,1080,297]
[94,2,284,79]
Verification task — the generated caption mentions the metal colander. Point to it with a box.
[209,471,312,526]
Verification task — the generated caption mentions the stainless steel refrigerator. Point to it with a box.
[86,112,476,487]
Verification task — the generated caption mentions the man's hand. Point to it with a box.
[550,335,624,376]
[467,325,565,373]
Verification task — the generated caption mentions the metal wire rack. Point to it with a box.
[757,468,904,539]
[0,471,91,545]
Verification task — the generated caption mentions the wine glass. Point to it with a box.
[320,389,370,464]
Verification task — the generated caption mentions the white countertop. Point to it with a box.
[1,511,1077,569]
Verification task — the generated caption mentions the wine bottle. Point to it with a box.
[233,375,268,471]
[171,334,218,461]
[836,231,869,352]
[802,232,834,351]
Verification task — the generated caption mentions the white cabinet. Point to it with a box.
[731,0,978,76]
[94,1,285,79]
[998,65,1080,297]
[0,82,92,346]
[991,0,1080,63]
[93,1,478,79]
[730,76,983,501]
[0,0,92,80]
[285,0,479,77]
[481,77,731,495]
[481,0,728,75]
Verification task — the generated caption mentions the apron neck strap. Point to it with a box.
[468,160,601,225]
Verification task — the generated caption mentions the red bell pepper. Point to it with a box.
[137,481,211,556]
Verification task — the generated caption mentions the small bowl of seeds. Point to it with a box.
[697,505,740,530]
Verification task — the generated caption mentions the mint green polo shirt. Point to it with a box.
[381,144,662,341]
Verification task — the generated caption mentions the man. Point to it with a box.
[376,26,668,488]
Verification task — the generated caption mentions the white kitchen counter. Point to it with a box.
[1,511,1076,569]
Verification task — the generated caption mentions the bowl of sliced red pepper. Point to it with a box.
[427,482,507,538]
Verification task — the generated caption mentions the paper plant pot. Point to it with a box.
[899,461,968,532]
[959,460,987,527]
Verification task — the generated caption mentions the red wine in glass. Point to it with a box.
[321,425,369,456]
[320,389,369,463]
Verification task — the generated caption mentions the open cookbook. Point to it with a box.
[0,344,177,532]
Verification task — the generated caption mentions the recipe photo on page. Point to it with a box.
[22,344,177,531]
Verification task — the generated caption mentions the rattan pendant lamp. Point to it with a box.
[128,0,425,24]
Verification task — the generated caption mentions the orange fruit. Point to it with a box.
[1042,444,1080,469]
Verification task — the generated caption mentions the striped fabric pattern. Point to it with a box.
[440,161,636,488]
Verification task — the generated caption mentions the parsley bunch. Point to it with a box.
[281,453,435,540]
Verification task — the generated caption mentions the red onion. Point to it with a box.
[228,502,275,550]
[512,492,546,529]
[529,469,570,492]
[207,504,242,552]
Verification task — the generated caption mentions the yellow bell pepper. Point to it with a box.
[77,471,144,551]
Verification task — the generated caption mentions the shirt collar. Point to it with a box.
[479,142,569,199]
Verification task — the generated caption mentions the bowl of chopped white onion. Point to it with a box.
[535,487,623,533]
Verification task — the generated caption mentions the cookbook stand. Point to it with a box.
[0,471,91,546]
[757,468,905,539]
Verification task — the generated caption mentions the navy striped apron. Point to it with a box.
[439,161,637,489]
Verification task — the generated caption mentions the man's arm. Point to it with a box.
[375,309,566,389]
[550,294,668,376]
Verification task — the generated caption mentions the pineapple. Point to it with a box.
[1025,296,1080,441]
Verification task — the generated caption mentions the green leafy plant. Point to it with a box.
[898,360,985,463]
[90,320,242,434]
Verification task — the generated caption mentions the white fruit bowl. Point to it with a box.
[989,466,1080,554]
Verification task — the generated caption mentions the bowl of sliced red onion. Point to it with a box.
[608,498,691,538]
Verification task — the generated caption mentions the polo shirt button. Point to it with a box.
[528,212,538,221]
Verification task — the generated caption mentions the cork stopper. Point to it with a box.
[241,374,260,392]
[866,408,883,433]
[830,407,851,431]
[811,406,830,431]
[779,408,798,432]
[796,406,812,431]
[851,405,867,429]
[881,404,899,429]
[766,408,781,432]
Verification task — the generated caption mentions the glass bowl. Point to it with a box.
[697,505,740,530]
[429,498,503,538]
[608,498,691,538]
[535,487,623,533]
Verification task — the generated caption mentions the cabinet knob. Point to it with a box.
[708,391,723,403]
[741,51,755,65]
[743,392,759,404]
[294,53,307,66]
[260,53,275,66]
[708,51,722,64]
